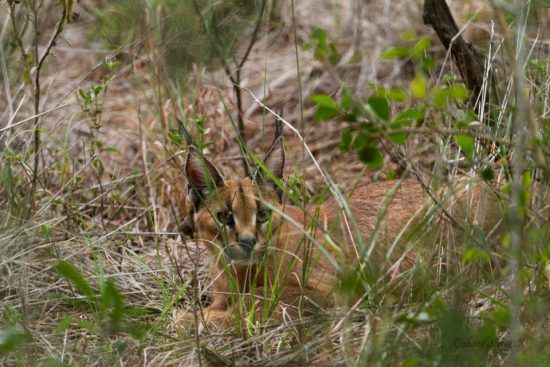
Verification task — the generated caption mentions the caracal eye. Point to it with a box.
[216,211,235,227]
[257,207,271,223]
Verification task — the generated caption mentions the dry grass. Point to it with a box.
[1,0,549,366]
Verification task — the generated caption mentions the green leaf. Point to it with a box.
[449,84,469,101]
[104,60,119,71]
[476,323,497,345]
[328,43,341,65]
[339,129,352,152]
[0,325,29,357]
[381,46,410,60]
[433,87,449,108]
[410,76,427,98]
[492,307,510,327]
[358,146,383,169]
[455,134,475,161]
[352,132,370,149]
[23,70,31,86]
[520,171,532,209]
[41,358,71,367]
[311,27,328,62]
[311,27,327,42]
[389,132,407,145]
[1,164,13,189]
[367,96,390,121]
[168,128,183,145]
[412,37,431,57]
[421,55,435,72]
[394,108,424,124]
[78,320,99,334]
[403,357,422,367]
[480,167,495,181]
[340,88,353,110]
[376,87,408,102]
[56,316,74,332]
[314,45,327,62]
[102,280,124,327]
[104,146,120,153]
[389,122,407,144]
[521,170,532,189]
[92,85,103,95]
[311,94,337,109]
[54,261,94,298]
[93,157,104,176]
[78,88,88,100]
[314,106,338,121]
[40,224,52,239]
[462,246,490,264]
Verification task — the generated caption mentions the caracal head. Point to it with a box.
[184,134,285,265]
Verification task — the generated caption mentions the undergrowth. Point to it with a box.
[0,0,548,366]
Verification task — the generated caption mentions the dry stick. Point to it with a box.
[7,2,30,79]
[30,3,68,205]
[423,0,491,114]
[166,199,206,364]
[233,0,266,147]
[168,131,204,366]
[0,94,26,141]
[289,0,310,326]
[191,0,266,175]
[491,3,529,363]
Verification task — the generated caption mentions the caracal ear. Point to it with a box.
[260,115,285,198]
[264,137,285,181]
[184,146,225,200]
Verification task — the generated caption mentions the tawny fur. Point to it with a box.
[181,130,440,328]
[181,132,546,329]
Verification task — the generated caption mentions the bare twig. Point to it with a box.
[30,3,70,205]
[423,0,494,114]
[192,0,266,174]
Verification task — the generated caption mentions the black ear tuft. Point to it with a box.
[178,119,195,146]
[257,112,285,199]
[184,146,224,200]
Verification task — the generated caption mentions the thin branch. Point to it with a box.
[423,0,493,114]
[30,2,68,205]
[191,0,266,174]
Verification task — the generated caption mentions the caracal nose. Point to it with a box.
[238,235,256,254]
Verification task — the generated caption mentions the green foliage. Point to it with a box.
[169,116,210,152]
[308,20,549,364]
[305,27,342,65]
[79,84,104,119]
[95,0,263,79]
[53,261,149,339]
[1,0,548,364]
[382,35,435,75]
[367,95,390,121]
[311,33,484,172]
[55,261,95,298]
[0,325,30,357]
[455,134,475,162]
[39,358,72,367]
[433,83,469,109]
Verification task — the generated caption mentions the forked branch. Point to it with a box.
[192,0,267,173]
